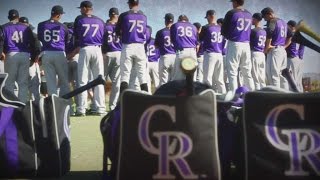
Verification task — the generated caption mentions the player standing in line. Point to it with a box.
[102,7,122,110]
[155,13,176,86]
[193,22,204,83]
[68,1,106,116]
[19,17,42,102]
[37,5,70,97]
[146,35,160,91]
[261,7,289,90]
[170,15,198,81]
[200,10,226,93]
[1,9,37,103]
[250,13,267,90]
[286,20,305,92]
[221,0,254,93]
[116,0,149,93]
[217,18,229,90]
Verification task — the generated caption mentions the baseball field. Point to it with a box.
[59,115,104,180]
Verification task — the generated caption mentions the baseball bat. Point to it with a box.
[181,57,197,96]
[281,68,299,92]
[62,75,106,99]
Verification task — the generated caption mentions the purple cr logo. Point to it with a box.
[265,104,320,176]
[138,105,198,179]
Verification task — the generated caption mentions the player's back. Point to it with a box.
[117,10,147,44]
[74,15,105,47]
[250,27,266,52]
[155,27,175,55]
[170,21,197,50]
[105,22,122,52]
[2,22,33,53]
[223,8,252,42]
[269,18,287,46]
[38,19,68,51]
[147,38,160,62]
[201,24,223,53]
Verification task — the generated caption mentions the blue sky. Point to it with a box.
[1,0,319,73]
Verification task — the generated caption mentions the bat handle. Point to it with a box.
[281,68,299,92]
[62,75,106,99]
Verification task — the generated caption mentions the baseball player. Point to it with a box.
[69,1,106,116]
[218,18,229,90]
[1,9,38,103]
[146,36,160,91]
[286,20,305,92]
[221,0,254,93]
[155,13,176,86]
[170,15,198,81]
[102,7,122,110]
[116,0,149,93]
[19,17,42,101]
[261,7,289,90]
[200,10,226,93]
[193,22,204,83]
[37,5,70,97]
[250,13,267,90]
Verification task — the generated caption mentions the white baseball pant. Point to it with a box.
[0,61,4,73]
[266,47,289,90]
[41,51,70,97]
[203,52,226,93]
[4,52,30,103]
[29,62,41,101]
[172,48,197,81]
[196,55,204,83]
[251,51,266,90]
[120,43,148,86]
[159,54,176,86]
[148,61,160,90]
[104,51,121,110]
[287,57,303,92]
[77,46,106,114]
[226,41,254,93]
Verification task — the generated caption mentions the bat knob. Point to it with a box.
[181,57,197,75]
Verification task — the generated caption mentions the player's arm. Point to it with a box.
[63,25,69,50]
[27,27,38,64]
[221,11,233,38]
[284,28,293,49]
[101,25,109,54]
[67,17,81,60]
[170,25,176,48]
[154,30,161,48]
[0,26,4,60]
[115,13,123,38]
[264,20,276,54]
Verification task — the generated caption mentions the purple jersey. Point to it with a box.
[65,27,75,54]
[170,21,197,50]
[250,27,266,52]
[266,18,287,46]
[200,24,223,53]
[147,38,160,62]
[116,10,147,44]
[38,20,68,51]
[103,22,122,52]
[1,22,35,53]
[154,27,175,55]
[222,9,252,42]
[74,15,105,47]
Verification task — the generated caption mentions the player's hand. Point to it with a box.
[0,52,5,61]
